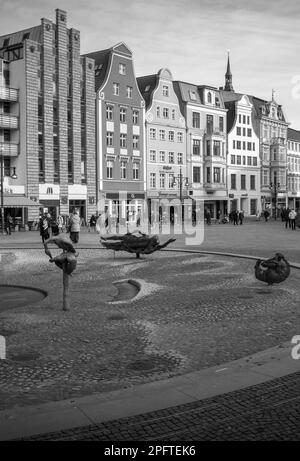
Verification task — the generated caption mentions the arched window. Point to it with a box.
[207,92,212,103]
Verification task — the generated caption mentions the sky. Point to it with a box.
[1,0,300,128]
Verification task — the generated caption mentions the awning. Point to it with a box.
[2,195,41,207]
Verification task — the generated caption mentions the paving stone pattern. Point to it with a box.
[18,371,300,441]
[0,249,299,411]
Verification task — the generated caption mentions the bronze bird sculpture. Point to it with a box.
[255,253,290,285]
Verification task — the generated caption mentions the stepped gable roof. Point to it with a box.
[137,74,157,109]
[288,128,300,142]
[0,26,42,50]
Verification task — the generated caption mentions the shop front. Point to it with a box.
[1,195,41,230]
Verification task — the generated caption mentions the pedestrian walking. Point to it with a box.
[216,209,221,224]
[5,214,13,235]
[296,209,300,229]
[289,209,296,230]
[69,209,81,244]
[39,213,50,242]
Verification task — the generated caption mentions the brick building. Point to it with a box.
[0,9,96,224]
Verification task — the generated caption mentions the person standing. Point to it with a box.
[238,210,244,225]
[57,214,64,234]
[136,210,141,227]
[69,209,81,244]
[216,209,221,224]
[295,209,300,229]
[289,208,296,230]
[233,209,239,226]
[89,214,97,232]
[284,207,291,229]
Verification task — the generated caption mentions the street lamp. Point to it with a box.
[0,147,17,235]
[269,181,280,221]
[172,166,189,230]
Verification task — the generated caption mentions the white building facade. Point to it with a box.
[225,94,261,216]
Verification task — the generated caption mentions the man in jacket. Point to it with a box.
[69,209,81,243]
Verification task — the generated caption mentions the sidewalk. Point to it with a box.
[0,340,299,440]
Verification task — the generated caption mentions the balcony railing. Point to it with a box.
[0,114,19,129]
[0,86,18,102]
[0,142,19,157]
[271,137,286,146]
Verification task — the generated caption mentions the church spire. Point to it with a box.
[224,50,234,92]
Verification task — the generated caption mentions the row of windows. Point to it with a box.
[233,140,256,151]
[107,132,140,149]
[150,128,183,142]
[230,155,258,166]
[149,172,182,189]
[238,114,251,125]
[261,170,286,187]
[230,174,256,190]
[262,151,286,162]
[106,161,140,180]
[113,83,133,98]
[236,127,252,137]
[106,105,140,124]
[149,150,183,164]
[288,177,300,191]
[262,125,286,139]
[156,106,176,120]
[288,157,300,172]
[288,141,300,152]
[192,113,224,132]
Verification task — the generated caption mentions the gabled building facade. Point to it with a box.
[251,94,289,214]
[223,92,261,215]
[84,43,145,225]
[287,128,300,210]
[174,81,228,217]
[0,9,96,223]
[137,68,186,224]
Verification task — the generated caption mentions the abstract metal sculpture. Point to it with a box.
[44,234,78,311]
[100,230,176,258]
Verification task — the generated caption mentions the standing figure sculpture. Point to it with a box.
[44,234,78,311]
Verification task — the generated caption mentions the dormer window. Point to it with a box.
[145,85,150,92]
[207,92,212,104]
[215,97,220,107]
[189,90,197,101]
[271,107,276,118]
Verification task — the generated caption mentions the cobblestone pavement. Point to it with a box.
[0,248,299,411]
[17,370,300,441]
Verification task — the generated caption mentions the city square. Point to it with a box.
[0,219,299,440]
[0,0,300,446]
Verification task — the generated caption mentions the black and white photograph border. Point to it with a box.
[0,0,300,445]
